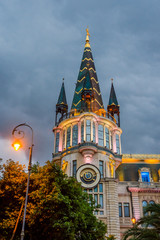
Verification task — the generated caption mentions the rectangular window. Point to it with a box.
[94,194,98,206]
[94,186,98,192]
[86,120,91,142]
[100,211,104,215]
[99,183,103,192]
[116,134,120,154]
[89,189,92,192]
[55,132,59,153]
[73,160,77,177]
[99,194,103,209]
[66,127,71,148]
[81,121,84,142]
[124,203,130,217]
[99,161,104,178]
[119,202,122,217]
[105,127,109,148]
[141,172,150,182]
[72,124,78,146]
[98,125,104,146]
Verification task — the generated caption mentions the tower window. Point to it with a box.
[99,160,104,178]
[124,203,130,217]
[86,120,91,141]
[105,127,109,148]
[116,134,120,154]
[98,124,104,146]
[66,126,71,148]
[55,132,59,153]
[99,194,103,209]
[72,124,78,146]
[93,121,96,142]
[110,133,113,150]
[62,130,65,150]
[119,203,122,217]
[73,160,77,177]
[81,121,84,142]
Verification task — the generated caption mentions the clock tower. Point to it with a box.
[52,29,122,239]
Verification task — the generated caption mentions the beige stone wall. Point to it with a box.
[105,179,120,240]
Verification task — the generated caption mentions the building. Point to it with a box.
[52,29,160,239]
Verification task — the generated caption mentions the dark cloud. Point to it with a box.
[1,0,160,165]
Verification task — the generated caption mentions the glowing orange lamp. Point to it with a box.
[131,217,136,225]
[12,140,22,151]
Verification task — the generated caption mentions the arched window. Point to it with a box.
[66,126,71,148]
[86,120,91,141]
[98,124,104,146]
[72,124,78,146]
[55,132,59,153]
[105,127,109,148]
[93,121,96,142]
[81,121,84,142]
[149,200,155,205]
[116,134,120,154]
[142,200,148,216]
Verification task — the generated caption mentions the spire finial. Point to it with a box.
[111,78,113,83]
[63,78,64,82]
[85,27,91,48]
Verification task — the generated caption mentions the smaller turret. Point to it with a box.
[56,79,68,124]
[107,78,120,127]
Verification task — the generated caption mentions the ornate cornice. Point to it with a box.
[128,187,160,193]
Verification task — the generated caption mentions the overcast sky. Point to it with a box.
[0,0,160,166]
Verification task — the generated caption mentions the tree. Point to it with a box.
[123,203,160,240]
[0,159,27,240]
[0,159,106,240]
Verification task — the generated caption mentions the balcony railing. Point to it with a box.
[55,110,116,125]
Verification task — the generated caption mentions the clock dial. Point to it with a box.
[76,164,101,188]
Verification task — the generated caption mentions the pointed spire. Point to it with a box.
[71,29,105,116]
[108,78,119,106]
[57,78,67,105]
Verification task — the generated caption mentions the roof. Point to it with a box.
[57,82,67,106]
[71,29,104,112]
[116,154,160,182]
[108,82,118,106]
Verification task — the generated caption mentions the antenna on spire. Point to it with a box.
[111,78,113,83]
[62,78,64,82]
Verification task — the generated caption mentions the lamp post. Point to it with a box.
[12,123,34,240]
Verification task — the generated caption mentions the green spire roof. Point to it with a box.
[108,82,118,106]
[71,29,104,113]
[57,81,67,106]
[83,70,92,90]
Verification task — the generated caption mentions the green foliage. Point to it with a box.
[0,160,106,240]
[123,203,160,240]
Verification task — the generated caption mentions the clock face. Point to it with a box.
[76,164,101,188]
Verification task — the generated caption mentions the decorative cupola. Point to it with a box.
[107,79,120,127]
[55,79,68,124]
[71,28,106,116]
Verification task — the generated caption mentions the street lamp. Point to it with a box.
[131,217,136,225]
[12,123,34,240]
